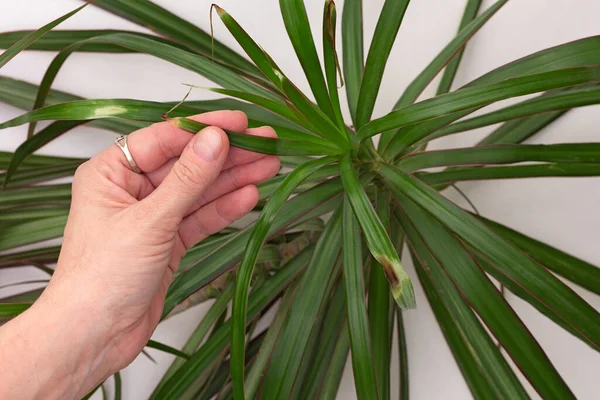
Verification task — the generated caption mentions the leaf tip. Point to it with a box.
[379,257,416,309]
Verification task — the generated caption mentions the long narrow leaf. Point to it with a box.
[279,0,334,119]
[342,0,364,125]
[0,5,86,69]
[151,247,314,399]
[399,143,600,172]
[0,29,182,53]
[368,191,396,400]
[355,0,411,128]
[419,163,600,186]
[258,210,343,399]
[478,215,600,295]
[360,65,600,140]
[431,85,600,140]
[323,1,347,131]
[403,0,506,105]
[4,121,85,186]
[436,0,483,95]
[342,196,379,400]
[382,36,600,158]
[230,156,337,399]
[397,198,541,399]
[163,178,344,317]
[380,163,600,353]
[83,0,257,74]
[340,155,415,308]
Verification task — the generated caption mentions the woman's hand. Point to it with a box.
[0,111,280,399]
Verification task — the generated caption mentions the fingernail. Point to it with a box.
[194,127,222,161]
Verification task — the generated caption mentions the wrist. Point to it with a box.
[0,283,113,399]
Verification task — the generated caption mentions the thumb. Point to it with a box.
[144,125,229,221]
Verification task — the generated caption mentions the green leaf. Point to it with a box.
[389,218,409,400]
[478,110,567,146]
[0,303,31,319]
[174,117,342,156]
[0,5,86,69]
[210,6,350,148]
[396,198,536,399]
[3,121,85,186]
[342,0,364,125]
[396,308,409,400]
[27,33,277,129]
[146,340,190,360]
[382,36,600,158]
[300,283,349,399]
[243,283,297,399]
[0,246,61,269]
[151,247,314,399]
[399,143,600,172]
[342,196,379,400]
[279,0,334,119]
[478,215,600,295]
[1,161,82,189]
[419,163,600,186]
[430,85,600,140]
[474,253,597,349]
[436,0,483,95]
[340,155,415,308]
[158,283,234,390]
[230,156,337,399]
[355,0,411,128]
[0,213,68,251]
[406,251,504,399]
[368,191,395,400]
[0,184,71,209]
[0,75,297,134]
[163,178,344,318]
[0,150,81,169]
[0,99,340,156]
[359,65,600,140]
[280,77,350,149]
[84,0,257,74]
[400,0,506,104]
[315,326,351,399]
[380,163,600,353]
[114,372,122,400]
[0,207,69,225]
[323,0,347,132]
[0,29,183,53]
[206,88,311,131]
[259,210,343,399]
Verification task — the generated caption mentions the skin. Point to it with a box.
[0,111,280,399]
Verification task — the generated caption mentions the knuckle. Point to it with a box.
[172,160,208,188]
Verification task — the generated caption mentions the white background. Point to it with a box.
[1,0,600,399]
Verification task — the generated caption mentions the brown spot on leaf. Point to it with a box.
[379,258,400,286]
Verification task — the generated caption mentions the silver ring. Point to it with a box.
[114,136,142,174]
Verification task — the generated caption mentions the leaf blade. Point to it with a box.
[342,196,380,400]
[340,155,415,308]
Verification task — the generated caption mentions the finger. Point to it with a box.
[101,110,248,175]
[142,126,229,222]
[178,185,259,249]
[223,126,278,170]
[146,155,279,213]
[146,126,278,188]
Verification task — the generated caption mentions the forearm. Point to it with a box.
[0,289,110,399]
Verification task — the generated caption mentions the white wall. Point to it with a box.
[1,1,599,399]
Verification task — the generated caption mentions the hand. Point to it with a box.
[0,111,280,399]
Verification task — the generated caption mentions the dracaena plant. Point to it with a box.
[1,0,599,398]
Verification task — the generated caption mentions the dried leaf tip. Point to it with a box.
[379,257,416,309]
[211,4,226,16]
